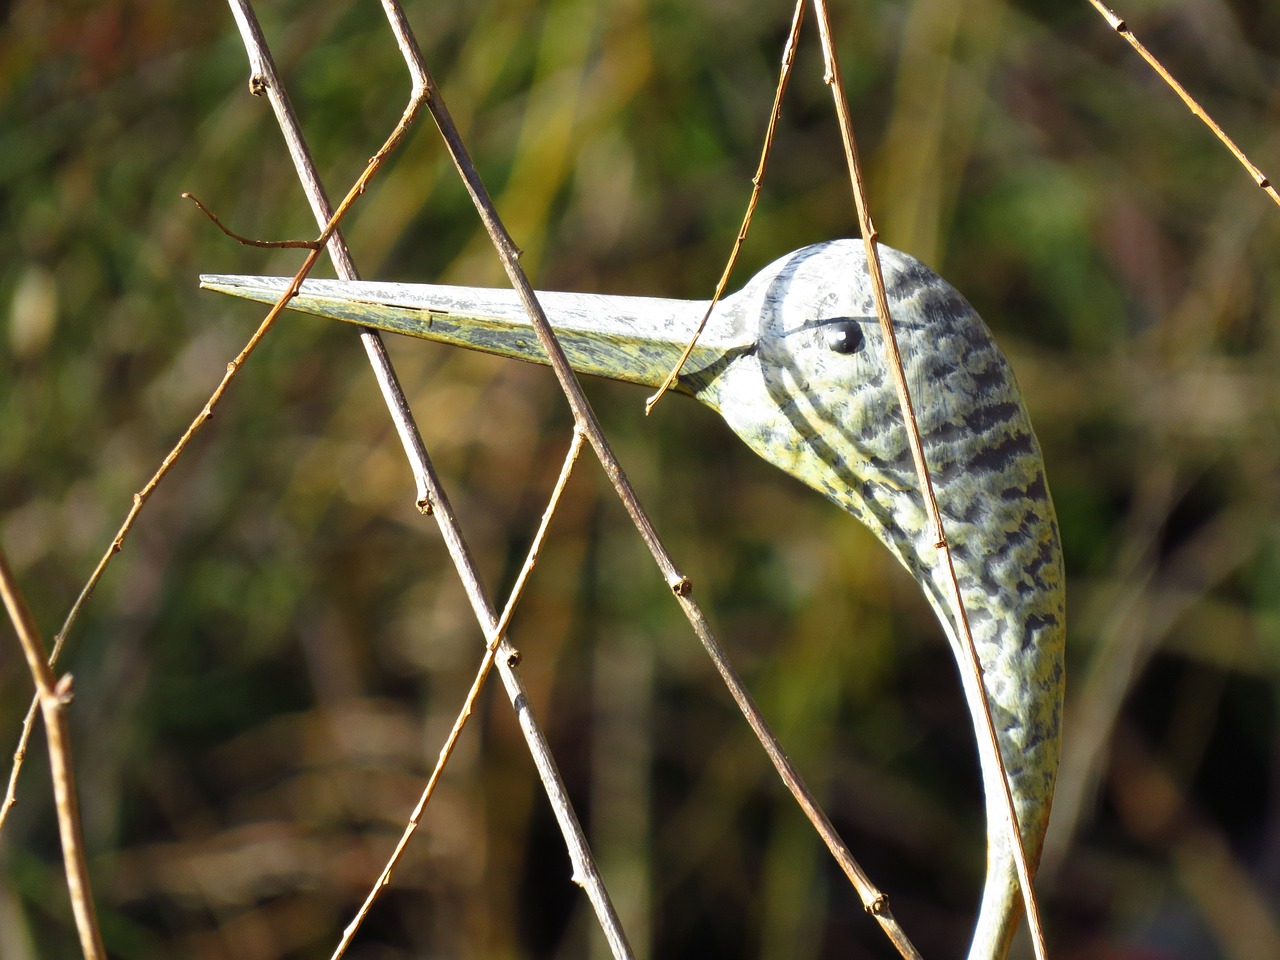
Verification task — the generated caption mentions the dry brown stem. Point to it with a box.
[810,0,1046,955]
[0,545,106,960]
[644,0,806,414]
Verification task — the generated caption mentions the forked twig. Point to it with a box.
[0,545,106,960]
[1086,0,1280,209]
[644,0,806,414]
[330,430,586,960]
[809,0,1047,957]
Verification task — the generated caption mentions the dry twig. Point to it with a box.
[1086,0,1280,209]
[0,545,106,960]
[645,0,806,413]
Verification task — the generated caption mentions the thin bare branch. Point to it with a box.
[222,3,634,955]
[1086,0,1280,209]
[330,430,586,960]
[181,192,321,249]
[0,545,106,960]
[644,0,806,414]
[809,1,1046,957]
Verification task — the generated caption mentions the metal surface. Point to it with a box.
[203,239,1065,958]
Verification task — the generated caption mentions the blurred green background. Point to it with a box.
[3,1,1280,958]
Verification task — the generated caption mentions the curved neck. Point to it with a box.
[942,603,1049,960]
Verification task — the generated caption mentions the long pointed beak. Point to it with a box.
[199,275,752,393]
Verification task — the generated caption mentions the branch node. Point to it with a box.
[53,674,74,705]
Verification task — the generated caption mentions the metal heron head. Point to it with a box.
[202,240,1064,959]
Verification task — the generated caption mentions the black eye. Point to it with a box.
[823,319,864,355]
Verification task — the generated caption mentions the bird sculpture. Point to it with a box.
[202,239,1065,959]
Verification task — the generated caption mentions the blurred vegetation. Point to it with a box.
[3,0,1280,958]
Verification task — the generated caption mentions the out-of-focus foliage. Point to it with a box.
[2,1,1280,958]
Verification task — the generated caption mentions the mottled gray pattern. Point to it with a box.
[203,241,1064,959]
[686,243,1064,958]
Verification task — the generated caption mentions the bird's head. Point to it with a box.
[675,242,1049,614]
